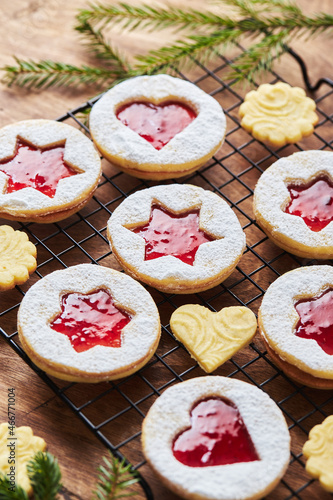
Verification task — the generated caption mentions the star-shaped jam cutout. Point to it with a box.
[285,176,333,232]
[0,139,78,198]
[295,288,333,355]
[130,204,214,266]
[50,289,132,353]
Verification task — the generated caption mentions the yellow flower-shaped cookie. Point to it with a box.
[0,423,46,494]
[0,225,37,291]
[239,82,318,147]
[303,416,333,492]
[170,305,257,372]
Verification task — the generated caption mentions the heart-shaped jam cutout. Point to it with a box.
[170,305,257,372]
[0,139,77,198]
[50,289,131,353]
[172,397,259,467]
[116,101,196,150]
[285,176,333,232]
[295,288,333,355]
[131,204,213,266]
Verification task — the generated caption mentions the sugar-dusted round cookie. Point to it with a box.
[253,150,333,259]
[107,184,246,294]
[258,265,333,389]
[142,376,290,500]
[0,119,101,223]
[89,74,226,180]
[18,264,161,382]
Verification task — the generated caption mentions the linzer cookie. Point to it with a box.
[0,225,37,291]
[0,120,101,222]
[142,376,290,500]
[239,82,318,147]
[170,305,257,372]
[89,75,226,180]
[259,265,333,389]
[254,150,333,259]
[18,264,160,382]
[0,423,46,495]
[107,184,246,294]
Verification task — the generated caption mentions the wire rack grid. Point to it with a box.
[1,46,333,500]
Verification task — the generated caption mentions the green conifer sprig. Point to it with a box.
[75,21,130,73]
[26,452,62,500]
[2,58,116,89]
[93,453,139,500]
[0,476,28,500]
[1,0,332,90]
[0,451,139,500]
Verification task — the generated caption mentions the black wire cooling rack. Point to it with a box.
[1,47,333,500]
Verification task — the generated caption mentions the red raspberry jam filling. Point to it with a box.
[131,204,213,266]
[172,397,259,467]
[295,288,333,355]
[285,176,333,232]
[0,139,77,198]
[50,289,131,353]
[116,101,196,150]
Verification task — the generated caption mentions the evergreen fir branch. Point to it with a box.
[93,453,139,500]
[75,21,130,73]
[77,3,231,32]
[1,0,332,91]
[134,29,243,73]
[1,58,116,89]
[0,475,28,500]
[26,451,62,500]
[229,30,289,82]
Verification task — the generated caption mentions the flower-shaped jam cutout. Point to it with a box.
[303,415,333,492]
[239,82,318,147]
[294,288,333,355]
[0,423,46,494]
[0,225,37,291]
[131,204,214,265]
[285,176,333,232]
[116,101,196,150]
[50,289,131,352]
[0,139,77,197]
[172,397,259,467]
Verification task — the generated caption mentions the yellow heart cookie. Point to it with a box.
[170,305,257,373]
[0,225,37,291]
[0,423,46,494]
[303,415,333,492]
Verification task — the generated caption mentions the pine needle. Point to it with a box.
[26,451,62,500]
[1,58,115,89]
[93,453,140,500]
[0,475,28,500]
[75,21,130,72]
[1,0,332,91]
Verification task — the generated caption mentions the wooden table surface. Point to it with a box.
[0,1,333,499]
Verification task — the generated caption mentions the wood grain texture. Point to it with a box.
[0,1,333,499]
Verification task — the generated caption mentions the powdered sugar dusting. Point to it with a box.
[142,376,290,500]
[0,120,101,215]
[89,75,226,171]
[107,184,246,282]
[259,265,333,378]
[18,264,160,375]
[254,151,333,248]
